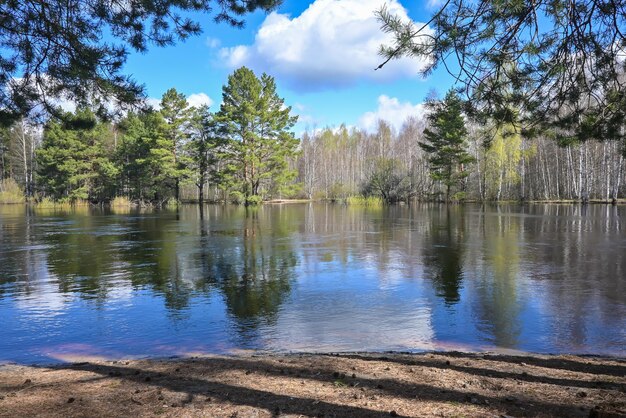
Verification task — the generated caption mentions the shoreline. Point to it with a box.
[2,198,626,207]
[1,351,624,417]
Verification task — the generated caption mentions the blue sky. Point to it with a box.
[123,0,456,134]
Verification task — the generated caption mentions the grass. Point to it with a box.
[345,195,384,206]
[33,198,90,216]
[164,198,180,209]
[35,197,89,208]
[0,178,26,204]
[110,196,134,214]
[111,196,132,208]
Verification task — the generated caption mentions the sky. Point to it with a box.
[123,0,456,135]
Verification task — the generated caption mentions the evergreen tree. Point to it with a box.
[420,91,474,201]
[116,111,176,204]
[36,109,117,201]
[159,88,193,201]
[1,0,282,126]
[216,67,299,205]
[377,1,626,141]
[187,105,223,203]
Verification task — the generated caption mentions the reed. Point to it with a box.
[35,197,89,208]
[345,195,384,206]
[0,178,26,204]
[111,196,132,208]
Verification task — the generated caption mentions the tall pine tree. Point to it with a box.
[216,67,299,205]
[115,111,177,204]
[159,88,193,202]
[420,90,475,201]
[36,109,117,202]
[187,105,223,204]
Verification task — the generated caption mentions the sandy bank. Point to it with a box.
[1,352,625,417]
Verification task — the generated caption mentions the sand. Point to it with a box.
[1,351,625,417]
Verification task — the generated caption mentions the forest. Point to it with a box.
[2,0,625,206]
[1,65,624,206]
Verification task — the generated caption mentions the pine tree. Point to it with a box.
[36,109,117,201]
[159,88,193,202]
[216,67,299,205]
[1,0,282,127]
[377,1,626,141]
[187,105,223,203]
[420,90,475,201]
[115,111,177,204]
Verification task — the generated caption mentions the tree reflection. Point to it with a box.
[197,205,297,340]
[472,206,522,347]
[0,205,39,297]
[4,203,625,357]
[18,203,298,328]
[422,205,465,305]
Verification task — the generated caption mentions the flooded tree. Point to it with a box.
[216,67,299,205]
[419,91,475,201]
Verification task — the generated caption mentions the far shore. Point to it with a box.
[1,351,625,417]
[2,198,626,207]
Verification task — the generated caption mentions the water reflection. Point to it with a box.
[472,206,523,348]
[0,203,625,363]
[198,206,297,342]
[422,205,465,305]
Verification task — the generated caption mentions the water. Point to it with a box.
[0,203,624,364]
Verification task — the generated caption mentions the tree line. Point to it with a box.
[1,67,299,206]
[298,91,625,204]
[1,76,625,206]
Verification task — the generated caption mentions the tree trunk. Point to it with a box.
[197,174,205,204]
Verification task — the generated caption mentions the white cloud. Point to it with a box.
[358,95,425,132]
[55,97,77,113]
[290,102,317,126]
[145,92,213,110]
[426,0,446,10]
[219,0,431,91]
[145,97,162,110]
[187,93,213,108]
[205,36,221,49]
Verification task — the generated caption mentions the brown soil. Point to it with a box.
[1,352,625,418]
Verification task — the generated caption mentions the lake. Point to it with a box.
[1,203,625,364]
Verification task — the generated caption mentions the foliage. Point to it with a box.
[420,91,475,201]
[35,197,89,208]
[328,182,350,201]
[216,67,299,205]
[361,158,413,204]
[0,178,25,203]
[110,196,132,208]
[0,0,282,127]
[36,109,117,202]
[159,88,194,201]
[377,0,626,144]
[115,111,177,204]
[2,119,39,197]
[345,196,384,206]
[187,105,223,203]
[484,124,522,200]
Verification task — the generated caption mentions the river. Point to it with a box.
[0,203,624,363]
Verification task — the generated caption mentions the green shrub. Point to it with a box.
[0,178,26,204]
[35,197,89,208]
[111,196,132,208]
[345,195,383,206]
